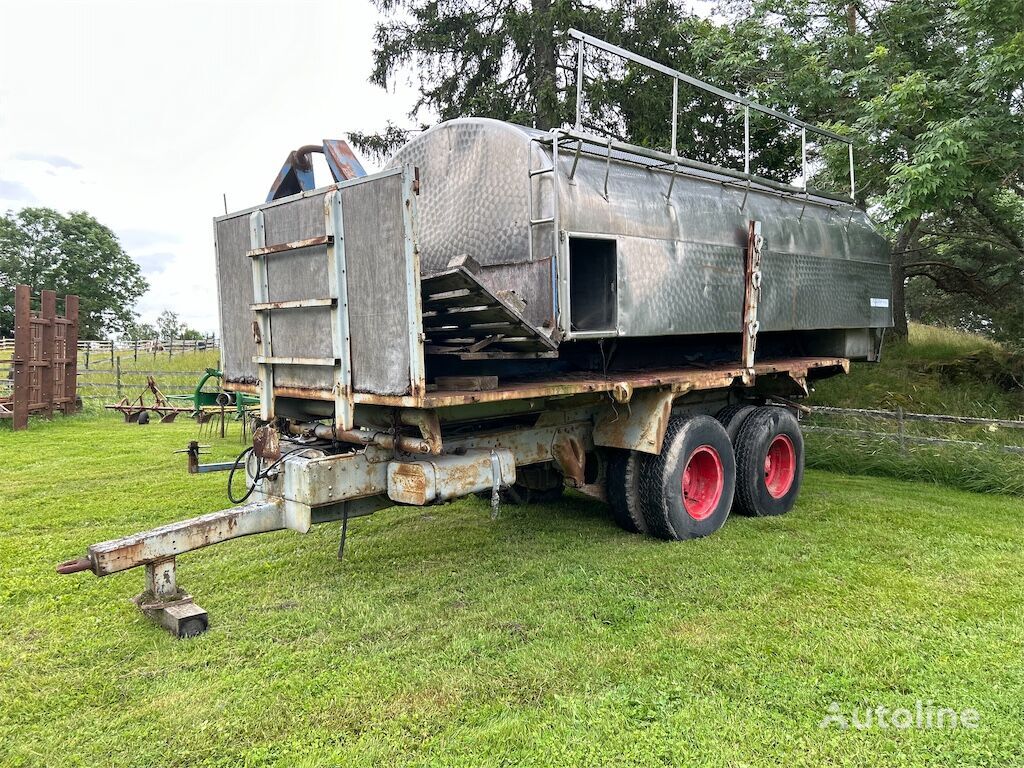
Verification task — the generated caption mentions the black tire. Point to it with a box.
[715,403,757,443]
[607,449,647,533]
[733,406,804,517]
[638,414,736,540]
[137,410,150,425]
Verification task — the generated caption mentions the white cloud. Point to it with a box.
[0,0,418,335]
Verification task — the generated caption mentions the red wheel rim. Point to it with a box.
[681,445,724,521]
[764,434,796,498]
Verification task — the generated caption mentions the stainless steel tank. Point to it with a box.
[388,117,891,354]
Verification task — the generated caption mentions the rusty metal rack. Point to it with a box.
[105,376,195,423]
[1,285,79,430]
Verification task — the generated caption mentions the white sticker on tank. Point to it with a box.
[870,297,890,308]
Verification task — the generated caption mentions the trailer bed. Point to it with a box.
[228,356,847,409]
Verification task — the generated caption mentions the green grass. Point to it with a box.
[76,349,223,411]
[2,414,1023,766]
[809,323,1024,419]
[806,324,1024,496]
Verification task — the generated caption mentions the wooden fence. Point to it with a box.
[0,285,79,430]
[77,368,212,401]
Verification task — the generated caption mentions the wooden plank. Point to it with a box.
[435,375,499,391]
[12,285,29,429]
[424,322,519,339]
[39,291,56,418]
[422,306,525,328]
[422,291,496,310]
[420,269,476,295]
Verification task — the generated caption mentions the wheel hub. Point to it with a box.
[681,445,724,521]
[764,434,796,498]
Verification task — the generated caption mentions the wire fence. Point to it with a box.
[1,338,222,404]
[77,368,214,402]
[0,336,217,362]
[803,404,1024,495]
[805,406,1024,455]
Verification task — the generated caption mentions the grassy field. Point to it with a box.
[806,324,1024,496]
[809,324,1023,418]
[2,414,1023,766]
[75,348,223,410]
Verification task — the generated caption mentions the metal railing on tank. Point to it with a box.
[566,28,856,204]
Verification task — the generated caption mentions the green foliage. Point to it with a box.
[0,207,148,338]
[120,319,159,340]
[155,308,204,342]
[3,414,1024,765]
[356,0,630,158]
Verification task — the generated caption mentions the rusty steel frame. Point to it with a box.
[741,220,764,382]
[225,356,846,410]
[2,285,79,430]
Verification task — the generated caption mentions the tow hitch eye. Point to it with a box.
[56,557,93,575]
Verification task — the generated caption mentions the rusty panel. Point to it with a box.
[4,286,80,429]
[215,215,258,384]
[341,172,412,396]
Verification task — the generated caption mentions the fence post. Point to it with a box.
[116,355,122,399]
[12,285,30,430]
[84,345,90,370]
[64,295,79,414]
[134,339,139,362]
[897,406,906,454]
[39,290,56,419]
[109,340,114,368]
[169,337,174,359]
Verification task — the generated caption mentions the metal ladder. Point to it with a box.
[247,189,353,431]
[527,133,563,332]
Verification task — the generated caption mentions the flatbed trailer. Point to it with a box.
[57,33,890,637]
[58,355,846,637]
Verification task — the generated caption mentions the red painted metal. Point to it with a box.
[681,444,724,521]
[764,434,796,498]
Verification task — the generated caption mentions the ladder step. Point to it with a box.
[530,217,555,225]
[529,167,555,177]
[253,356,340,366]
[251,298,336,311]
[247,235,333,258]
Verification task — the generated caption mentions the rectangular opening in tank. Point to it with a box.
[569,237,617,333]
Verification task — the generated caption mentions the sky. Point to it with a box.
[0,0,419,335]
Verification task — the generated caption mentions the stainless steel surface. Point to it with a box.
[217,112,890,397]
[216,168,423,398]
[385,117,889,343]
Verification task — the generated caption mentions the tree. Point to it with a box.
[155,309,205,342]
[611,0,1024,338]
[351,0,623,157]
[156,309,182,342]
[121,319,159,340]
[0,207,148,338]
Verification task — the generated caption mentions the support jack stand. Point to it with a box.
[134,558,208,638]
